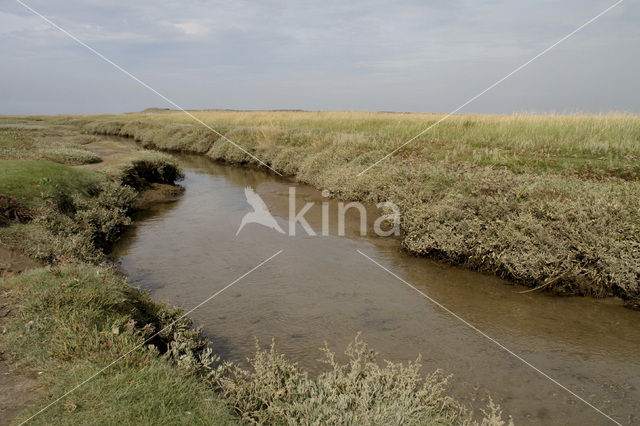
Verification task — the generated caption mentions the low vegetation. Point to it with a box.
[0,123,100,165]
[0,160,104,210]
[2,265,235,425]
[62,111,640,304]
[215,336,508,425]
[1,119,507,424]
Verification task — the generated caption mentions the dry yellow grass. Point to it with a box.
[72,110,640,179]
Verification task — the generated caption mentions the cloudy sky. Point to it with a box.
[1,0,638,114]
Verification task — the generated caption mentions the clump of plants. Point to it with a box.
[0,193,33,225]
[3,181,137,263]
[112,153,184,189]
[211,335,512,425]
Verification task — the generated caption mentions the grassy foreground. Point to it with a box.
[0,120,508,425]
[65,110,640,304]
[2,265,236,425]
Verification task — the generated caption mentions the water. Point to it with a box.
[113,154,640,425]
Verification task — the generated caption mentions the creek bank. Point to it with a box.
[0,122,507,425]
[132,183,185,210]
[72,117,640,307]
[0,140,217,424]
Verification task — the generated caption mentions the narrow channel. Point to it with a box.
[112,153,640,425]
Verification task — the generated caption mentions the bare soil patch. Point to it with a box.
[0,245,40,279]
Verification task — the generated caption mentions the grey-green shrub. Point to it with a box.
[213,336,512,425]
[2,181,136,263]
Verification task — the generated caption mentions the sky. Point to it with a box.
[1,0,638,115]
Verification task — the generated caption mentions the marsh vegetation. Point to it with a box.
[0,119,510,424]
[69,110,640,303]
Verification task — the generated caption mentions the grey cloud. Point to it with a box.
[0,0,638,114]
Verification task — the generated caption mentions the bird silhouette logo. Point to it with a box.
[236,187,286,236]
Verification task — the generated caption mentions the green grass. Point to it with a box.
[0,160,104,209]
[2,266,235,426]
[30,362,236,425]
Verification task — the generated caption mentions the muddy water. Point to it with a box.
[113,154,640,425]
